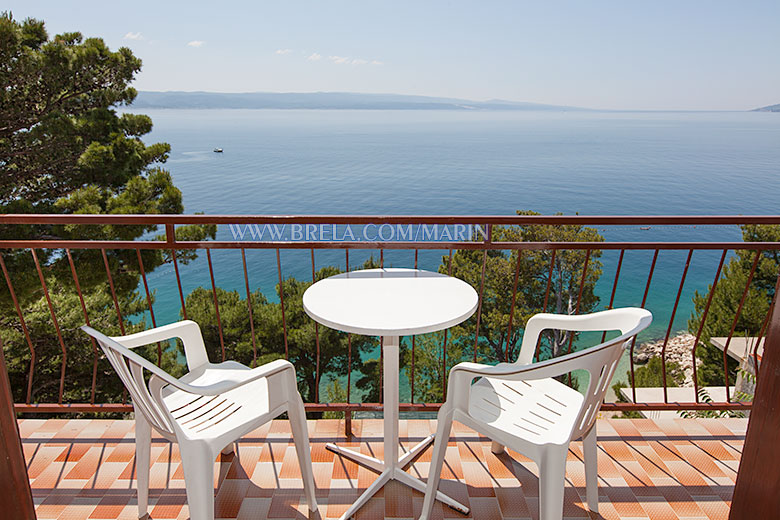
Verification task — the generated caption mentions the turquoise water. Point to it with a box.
[127,109,780,397]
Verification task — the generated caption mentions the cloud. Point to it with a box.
[187,40,205,48]
[307,53,322,61]
[275,48,292,55]
[124,32,143,40]
[326,55,383,66]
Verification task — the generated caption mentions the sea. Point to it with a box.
[125,108,780,399]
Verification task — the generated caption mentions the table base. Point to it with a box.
[325,435,470,519]
[324,336,469,520]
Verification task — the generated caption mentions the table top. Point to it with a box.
[302,268,479,336]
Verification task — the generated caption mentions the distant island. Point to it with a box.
[753,103,780,112]
[131,91,584,111]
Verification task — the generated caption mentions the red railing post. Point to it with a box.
[0,338,36,519]
[730,270,780,519]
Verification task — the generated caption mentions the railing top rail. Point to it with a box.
[2,240,780,250]
[3,214,780,226]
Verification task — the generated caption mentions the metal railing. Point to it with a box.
[2,214,778,417]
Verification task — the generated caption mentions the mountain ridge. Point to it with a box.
[130,91,585,111]
[753,103,780,112]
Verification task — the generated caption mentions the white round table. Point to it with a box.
[303,268,478,520]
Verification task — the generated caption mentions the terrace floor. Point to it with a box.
[19,418,745,520]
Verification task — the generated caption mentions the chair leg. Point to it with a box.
[134,414,151,519]
[420,407,454,520]
[221,443,235,456]
[179,442,216,520]
[289,396,318,513]
[582,426,599,514]
[538,447,568,520]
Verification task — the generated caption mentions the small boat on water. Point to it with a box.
[640,226,651,230]
[213,148,223,153]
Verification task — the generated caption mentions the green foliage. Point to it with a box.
[322,379,347,419]
[1,12,155,204]
[403,331,466,403]
[610,359,684,419]
[734,366,756,402]
[632,357,685,388]
[0,14,213,410]
[403,211,602,402]
[610,381,644,419]
[0,267,185,406]
[180,286,279,367]
[182,263,379,406]
[688,224,779,386]
[354,356,382,404]
[695,342,738,387]
[442,211,603,365]
[678,387,745,419]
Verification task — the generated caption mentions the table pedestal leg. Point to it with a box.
[325,336,470,520]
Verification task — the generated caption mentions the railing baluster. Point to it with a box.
[601,249,625,343]
[473,249,488,362]
[1,254,36,404]
[566,249,591,355]
[565,249,591,385]
[752,287,776,387]
[31,249,67,404]
[136,249,162,364]
[542,249,557,313]
[311,248,321,402]
[206,250,226,362]
[660,249,694,403]
[66,249,98,404]
[505,251,522,362]
[345,249,352,430]
[241,249,258,367]
[536,249,557,362]
[411,249,418,402]
[379,248,384,404]
[277,249,289,360]
[101,248,128,404]
[442,249,453,397]
[101,249,126,335]
[722,250,762,401]
[630,249,659,403]
[171,249,187,320]
[691,249,727,401]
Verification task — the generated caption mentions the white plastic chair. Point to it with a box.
[82,320,318,520]
[420,308,652,520]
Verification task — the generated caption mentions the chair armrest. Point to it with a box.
[111,320,209,371]
[177,359,296,396]
[516,308,651,365]
[445,343,621,410]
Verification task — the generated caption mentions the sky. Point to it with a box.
[6,1,780,110]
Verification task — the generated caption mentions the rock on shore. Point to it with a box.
[633,333,699,387]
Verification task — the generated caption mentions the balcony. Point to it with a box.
[2,214,779,519]
[22,417,745,520]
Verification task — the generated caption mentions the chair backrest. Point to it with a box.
[81,326,176,436]
[564,308,652,440]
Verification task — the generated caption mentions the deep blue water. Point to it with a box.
[126,109,780,397]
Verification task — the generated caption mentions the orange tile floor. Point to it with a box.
[19,418,745,520]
